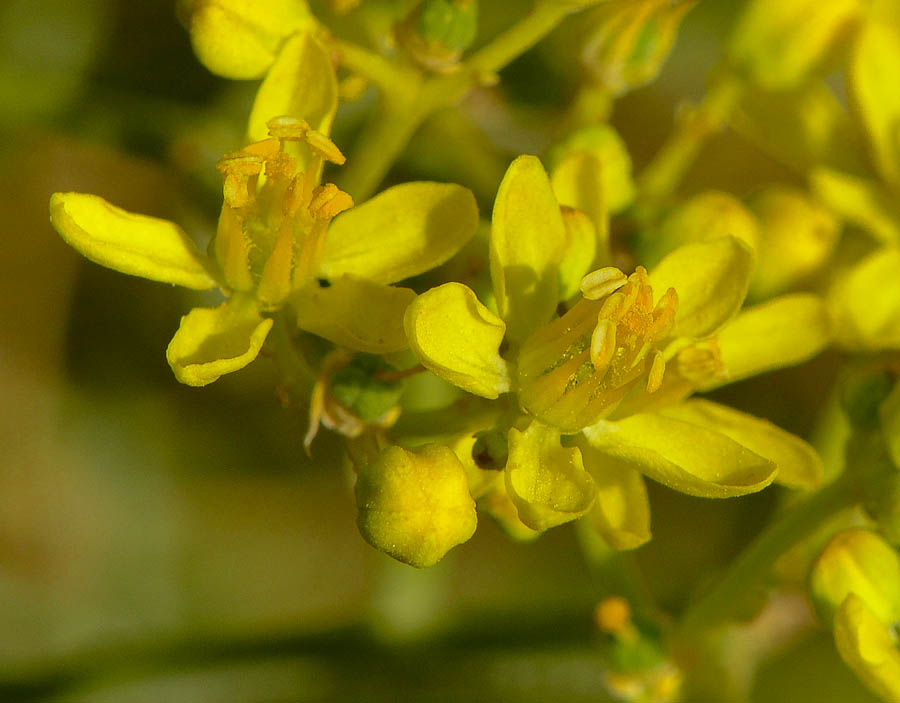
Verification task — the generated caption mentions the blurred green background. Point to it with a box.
[0,0,878,700]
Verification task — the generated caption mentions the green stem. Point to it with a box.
[678,469,863,635]
[635,69,744,218]
[338,1,574,200]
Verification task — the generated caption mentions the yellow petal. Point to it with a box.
[834,594,900,703]
[582,414,777,498]
[49,192,217,290]
[649,236,755,339]
[579,445,651,550]
[166,295,272,386]
[559,207,600,300]
[355,443,477,568]
[490,155,567,343]
[187,0,312,79]
[811,529,900,626]
[321,182,479,284]
[810,168,900,247]
[404,283,511,399]
[248,31,338,145]
[293,275,415,353]
[505,421,597,531]
[852,18,900,187]
[662,399,823,490]
[829,247,900,350]
[703,293,832,390]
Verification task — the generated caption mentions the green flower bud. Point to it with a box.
[580,0,695,96]
[747,187,839,300]
[331,354,405,422]
[810,528,900,627]
[397,0,478,73]
[356,444,477,568]
[728,0,863,91]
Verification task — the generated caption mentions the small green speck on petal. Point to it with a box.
[293,275,415,353]
[355,443,477,568]
[49,192,218,290]
[404,282,511,399]
[321,182,479,285]
[505,421,597,531]
[166,295,273,386]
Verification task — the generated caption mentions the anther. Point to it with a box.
[591,318,617,369]
[581,267,628,300]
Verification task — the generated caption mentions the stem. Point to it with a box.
[337,91,429,201]
[338,1,574,200]
[678,470,863,635]
[635,69,744,218]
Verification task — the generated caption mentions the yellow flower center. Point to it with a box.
[212,116,353,308]
[517,266,678,432]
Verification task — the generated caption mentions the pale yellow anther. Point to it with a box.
[266,116,311,141]
[309,183,354,220]
[304,129,347,165]
[600,291,627,321]
[581,267,628,300]
[591,317,617,369]
[646,350,666,393]
[676,339,724,383]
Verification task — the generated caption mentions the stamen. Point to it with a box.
[267,116,311,141]
[309,184,354,219]
[646,350,666,393]
[581,267,628,300]
[600,291,627,321]
[304,130,347,165]
[591,318,617,369]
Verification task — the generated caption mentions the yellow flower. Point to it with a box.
[402,154,828,550]
[50,116,479,386]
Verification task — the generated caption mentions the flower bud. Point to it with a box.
[548,124,635,217]
[809,528,900,627]
[728,0,862,91]
[580,0,695,96]
[397,0,478,73]
[638,191,760,269]
[356,444,477,568]
[748,187,839,300]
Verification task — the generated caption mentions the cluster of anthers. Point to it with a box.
[518,266,679,431]
[212,116,353,308]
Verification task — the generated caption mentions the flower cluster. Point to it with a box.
[47,0,900,699]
